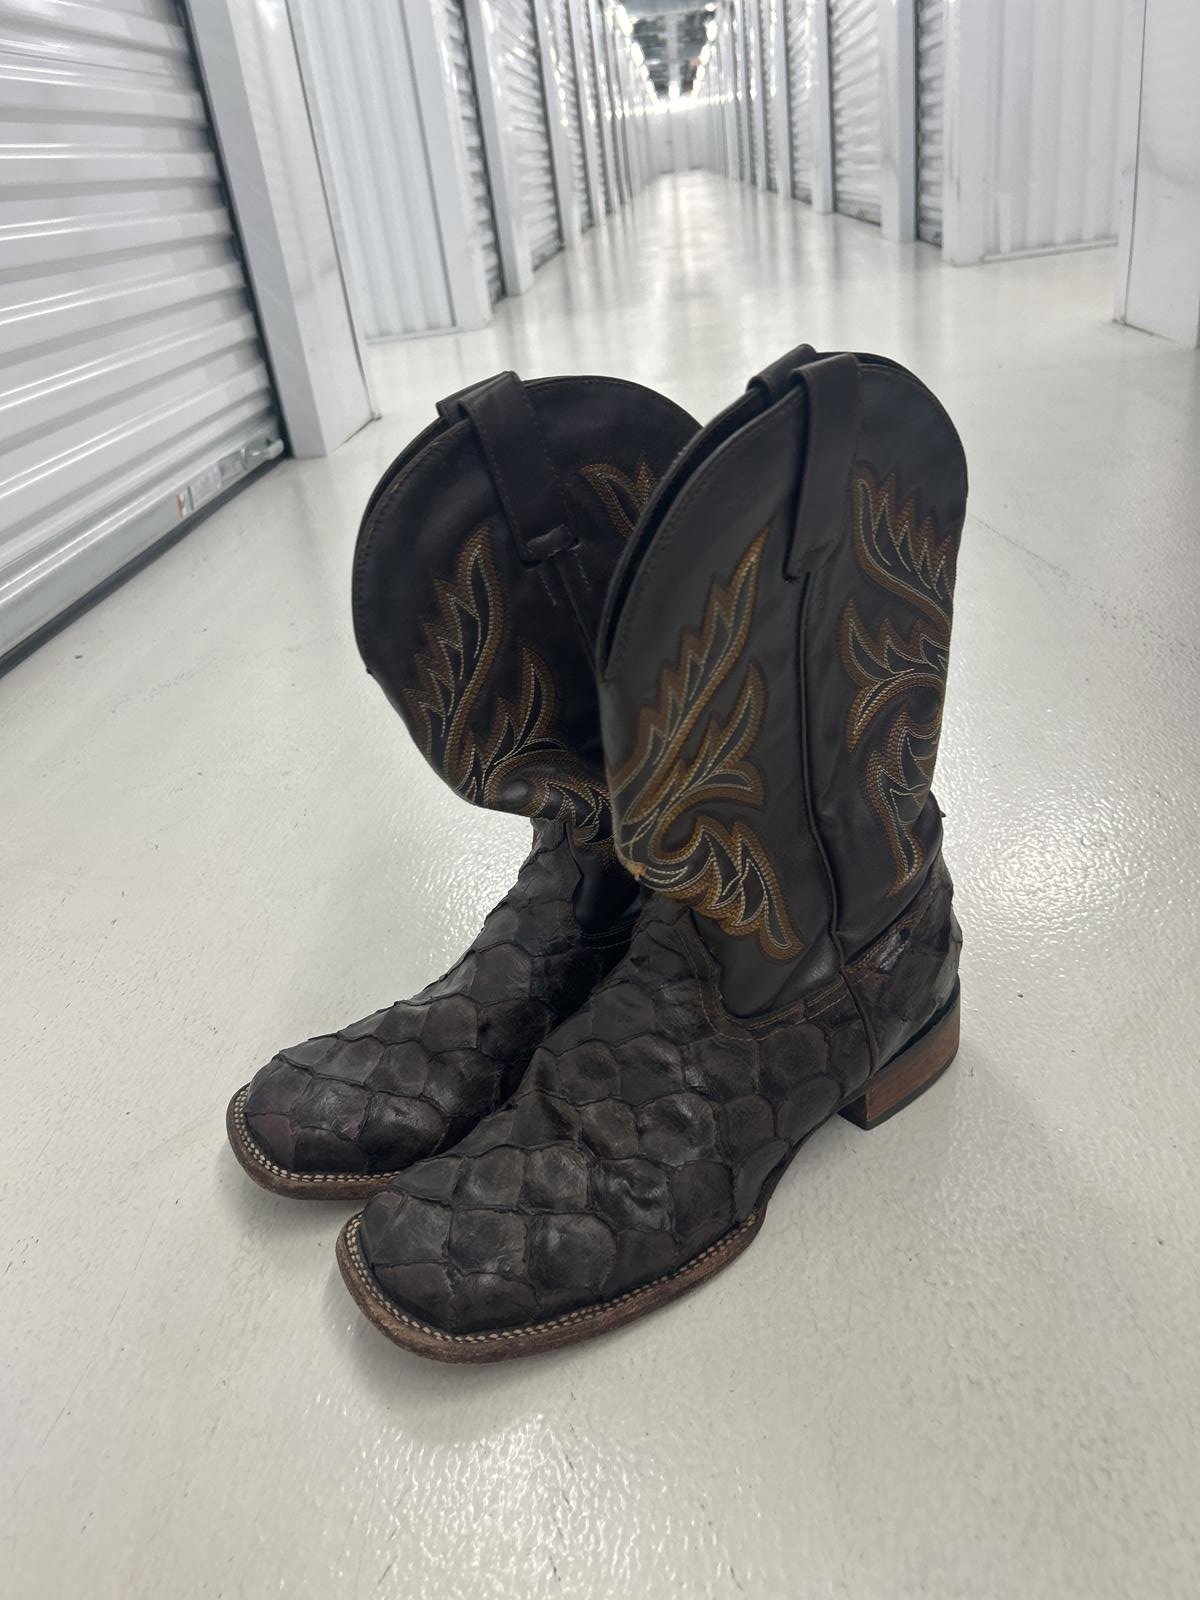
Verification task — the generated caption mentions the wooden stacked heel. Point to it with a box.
[839,989,961,1130]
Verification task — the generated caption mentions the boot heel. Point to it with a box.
[839,988,960,1130]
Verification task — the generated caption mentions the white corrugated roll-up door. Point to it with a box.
[601,7,630,204]
[0,0,282,660]
[492,0,562,267]
[728,6,746,181]
[581,0,612,213]
[579,0,611,212]
[758,0,776,190]
[551,0,592,229]
[741,3,758,185]
[442,0,504,300]
[916,0,944,245]
[784,0,813,201]
[829,0,881,223]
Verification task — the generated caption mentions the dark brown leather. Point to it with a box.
[238,373,699,1180]
[600,349,967,1005]
[244,823,632,1176]
[353,373,699,858]
[357,860,959,1332]
[350,349,968,1337]
[804,358,966,953]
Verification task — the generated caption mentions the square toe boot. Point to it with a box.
[227,373,698,1199]
[337,348,968,1358]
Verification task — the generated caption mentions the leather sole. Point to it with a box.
[335,987,962,1362]
[225,1085,404,1202]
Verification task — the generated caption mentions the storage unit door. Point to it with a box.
[721,21,741,183]
[492,0,562,267]
[741,3,758,185]
[601,8,630,203]
[552,0,592,228]
[758,0,777,190]
[785,0,813,200]
[916,0,944,245]
[0,0,281,660]
[829,0,881,223]
[730,3,747,181]
[581,0,612,213]
[443,0,504,299]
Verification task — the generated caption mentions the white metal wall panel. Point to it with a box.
[986,0,1122,255]
[1118,0,1200,344]
[0,0,280,660]
[942,0,1123,263]
[784,0,814,200]
[551,0,592,228]
[443,0,504,299]
[830,0,881,223]
[916,0,944,243]
[299,0,453,334]
[493,0,562,266]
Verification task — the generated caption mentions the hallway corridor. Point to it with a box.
[3,173,1199,1599]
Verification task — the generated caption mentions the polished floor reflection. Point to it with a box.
[3,174,1199,1600]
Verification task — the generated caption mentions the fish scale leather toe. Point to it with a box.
[355,860,960,1333]
[243,824,635,1178]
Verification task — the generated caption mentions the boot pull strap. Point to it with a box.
[437,371,600,651]
[746,342,817,406]
[786,352,861,578]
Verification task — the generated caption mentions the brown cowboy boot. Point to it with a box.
[226,373,697,1198]
[337,348,966,1357]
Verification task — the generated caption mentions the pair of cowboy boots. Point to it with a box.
[226,347,966,1361]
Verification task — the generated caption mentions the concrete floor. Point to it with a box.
[3,172,1199,1599]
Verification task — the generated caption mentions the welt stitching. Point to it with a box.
[345,1211,758,1345]
[233,1089,406,1186]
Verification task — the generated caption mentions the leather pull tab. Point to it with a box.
[455,372,579,568]
[448,370,602,655]
[434,372,510,426]
[746,343,817,407]
[786,352,861,578]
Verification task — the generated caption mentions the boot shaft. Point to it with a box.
[807,356,965,954]
[352,372,697,856]
[599,351,967,1014]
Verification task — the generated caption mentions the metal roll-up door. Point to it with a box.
[581,0,612,213]
[740,3,758,185]
[492,0,562,267]
[442,0,504,301]
[785,0,813,200]
[758,0,777,190]
[916,0,944,245]
[720,19,740,183]
[600,7,630,204]
[552,0,592,229]
[730,3,747,181]
[830,0,881,223]
[0,0,281,660]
